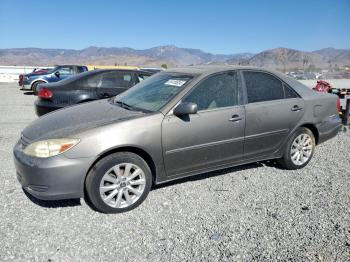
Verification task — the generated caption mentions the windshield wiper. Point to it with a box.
[114,100,153,113]
[114,100,135,110]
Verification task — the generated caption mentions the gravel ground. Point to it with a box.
[0,83,349,261]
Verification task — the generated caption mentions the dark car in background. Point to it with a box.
[35,69,153,116]
[19,65,88,93]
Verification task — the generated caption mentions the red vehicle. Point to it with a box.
[18,68,51,86]
[313,80,350,124]
[313,81,341,112]
[313,80,332,92]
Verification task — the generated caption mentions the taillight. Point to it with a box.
[337,98,341,112]
[38,88,53,99]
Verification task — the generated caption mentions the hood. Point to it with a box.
[22,99,146,141]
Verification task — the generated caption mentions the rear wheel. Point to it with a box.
[85,152,152,213]
[278,127,316,170]
[31,81,45,94]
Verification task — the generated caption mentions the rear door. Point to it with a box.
[242,70,305,160]
[96,71,136,98]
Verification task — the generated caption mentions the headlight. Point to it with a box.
[23,138,80,158]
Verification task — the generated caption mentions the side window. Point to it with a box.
[243,71,284,103]
[57,67,74,76]
[183,72,241,111]
[283,83,298,99]
[85,73,103,88]
[76,67,84,73]
[93,72,134,88]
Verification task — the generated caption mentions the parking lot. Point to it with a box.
[0,82,349,261]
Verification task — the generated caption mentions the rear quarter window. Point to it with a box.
[283,83,299,99]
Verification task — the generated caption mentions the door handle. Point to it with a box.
[229,114,242,122]
[291,105,303,111]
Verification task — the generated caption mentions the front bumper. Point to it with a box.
[317,114,342,144]
[13,140,95,200]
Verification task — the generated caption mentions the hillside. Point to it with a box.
[0,45,244,67]
[0,45,349,69]
[226,47,350,70]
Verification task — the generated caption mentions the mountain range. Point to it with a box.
[0,45,349,70]
[227,47,350,70]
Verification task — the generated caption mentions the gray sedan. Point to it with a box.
[13,66,341,213]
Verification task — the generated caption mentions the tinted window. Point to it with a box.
[183,72,240,111]
[85,73,102,88]
[99,72,134,88]
[243,71,284,103]
[85,71,134,88]
[77,67,85,73]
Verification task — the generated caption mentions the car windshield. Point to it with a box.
[113,73,193,112]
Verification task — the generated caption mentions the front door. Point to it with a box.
[162,71,245,177]
[242,70,305,159]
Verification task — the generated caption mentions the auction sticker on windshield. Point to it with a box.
[164,79,187,87]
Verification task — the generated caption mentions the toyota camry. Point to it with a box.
[13,66,341,213]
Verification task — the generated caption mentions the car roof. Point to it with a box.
[165,65,282,75]
[54,65,86,67]
[89,69,152,74]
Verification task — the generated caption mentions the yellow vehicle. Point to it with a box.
[86,65,139,71]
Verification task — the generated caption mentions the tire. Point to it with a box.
[32,81,45,94]
[277,127,316,170]
[85,152,152,213]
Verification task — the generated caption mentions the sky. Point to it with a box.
[0,0,349,54]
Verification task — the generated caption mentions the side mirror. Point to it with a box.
[54,71,60,78]
[173,102,198,116]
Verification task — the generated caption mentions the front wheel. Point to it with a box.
[85,152,152,213]
[278,127,316,170]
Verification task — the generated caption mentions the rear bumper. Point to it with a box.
[13,141,94,200]
[317,115,342,144]
[35,100,62,116]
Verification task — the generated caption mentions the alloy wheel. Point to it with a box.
[290,133,313,166]
[99,163,146,208]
